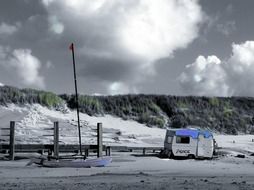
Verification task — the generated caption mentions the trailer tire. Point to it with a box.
[188,154,195,159]
[167,151,172,159]
[159,149,169,158]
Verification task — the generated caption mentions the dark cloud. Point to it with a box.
[78,56,135,83]
[0,0,46,24]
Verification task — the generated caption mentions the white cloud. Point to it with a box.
[226,41,254,96]
[48,15,64,34]
[42,0,54,7]
[0,47,45,89]
[42,0,204,93]
[0,22,18,35]
[0,82,4,87]
[179,55,229,96]
[179,41,254,96]
[108,81,137,95]
[119,0,203,61]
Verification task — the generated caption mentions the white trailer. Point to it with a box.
[163,128,215,159]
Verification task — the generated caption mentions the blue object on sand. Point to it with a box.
[39,157,112,168]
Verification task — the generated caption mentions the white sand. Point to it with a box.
[0,152,254,190]
[1,104,165,146]
[0,104,254,189]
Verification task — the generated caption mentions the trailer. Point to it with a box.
[162,128,215,159]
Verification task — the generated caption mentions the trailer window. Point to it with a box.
[176,136,190,144]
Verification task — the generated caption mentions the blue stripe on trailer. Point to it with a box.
[200,130,213,138]
[175,129,213,139]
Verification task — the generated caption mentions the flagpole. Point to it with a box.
[70,43,82,156]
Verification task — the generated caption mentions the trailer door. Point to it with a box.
[197,135,214,158]
[197,134,205,157]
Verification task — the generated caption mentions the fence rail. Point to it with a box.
[0,144,109,154]
[0,144,162,157]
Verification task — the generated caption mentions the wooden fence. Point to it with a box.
[0,121,106,160]
[0,121,163,160]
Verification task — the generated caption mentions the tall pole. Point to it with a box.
[70,43,82,155]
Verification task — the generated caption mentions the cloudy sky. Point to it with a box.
[1,0,254,96]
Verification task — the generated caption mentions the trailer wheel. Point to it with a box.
[188,154,195,159]
[158,149,169,158]
[167,151,172,158]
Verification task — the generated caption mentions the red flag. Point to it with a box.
[69,43,74,51]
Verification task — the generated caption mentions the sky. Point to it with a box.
[1,0,254,97]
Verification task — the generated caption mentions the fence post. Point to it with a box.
[85,148,89,157]
[106,146,111,156]
[97,123,103,158]
[0,128,2,152]
[53,121,59,159]
[143,148,146,155]
[9,121,15,160]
